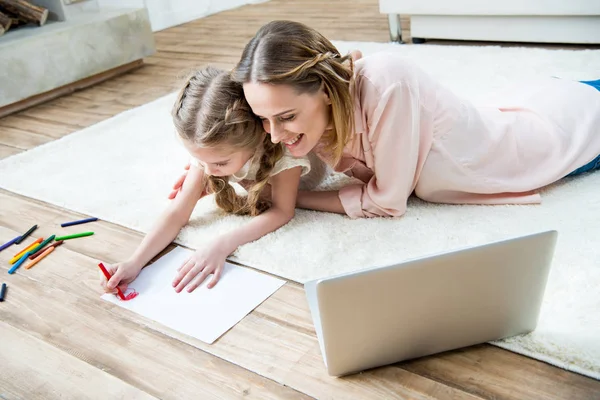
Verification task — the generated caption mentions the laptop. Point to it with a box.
[305,230,558,376]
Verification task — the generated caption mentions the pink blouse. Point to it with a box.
[331,52,600,218]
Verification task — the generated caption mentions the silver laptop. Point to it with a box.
[305,230,557,376]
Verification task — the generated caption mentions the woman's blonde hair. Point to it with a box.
[232,20,354,166]
[171,66,283,216]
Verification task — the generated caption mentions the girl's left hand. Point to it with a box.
[172,242,230,292]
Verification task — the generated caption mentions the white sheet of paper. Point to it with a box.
[101,247,286,344]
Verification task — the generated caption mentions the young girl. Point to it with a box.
[229,20,600,218]
[101,66,324,295]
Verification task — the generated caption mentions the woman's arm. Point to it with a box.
[296,190,345,214]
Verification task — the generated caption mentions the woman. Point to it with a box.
[172,20,600,218]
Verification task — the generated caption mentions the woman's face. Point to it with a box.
[243,82,332,157]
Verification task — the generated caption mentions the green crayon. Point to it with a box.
[54,232,94,241]
[28,234,56,257]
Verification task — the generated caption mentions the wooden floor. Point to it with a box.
[1,0,599,398]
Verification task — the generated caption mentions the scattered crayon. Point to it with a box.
[0,236,20,253]
[15,225,37,244]
[54,232,94,241]
[0,283,6,302]
[27,235,56,258]
[25,247,55,270]
[29,240,64,260]
[10,238,43,264]
[8,252,31,274]
[61,217,98,227]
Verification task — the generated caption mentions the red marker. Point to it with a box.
[98,262,126,300]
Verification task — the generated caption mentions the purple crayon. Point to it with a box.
[0,236,20,253]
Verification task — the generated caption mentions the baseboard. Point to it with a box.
[0,60,144,119]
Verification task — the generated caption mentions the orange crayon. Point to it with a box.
[25,246,54,270]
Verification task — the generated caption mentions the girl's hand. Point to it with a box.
[99,260,142,294]
[172,242,231,293]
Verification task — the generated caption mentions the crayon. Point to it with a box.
[8,252,30,274]
[27,235,56,258]
[98,262,126,301]
[10,238,43,264]
[0,236,20,253]
[25,246,54,270]
[0,283,6,302]
[29,240,64,260]
[15,225,37,244]
[61,217,98,227]
[54,232,94,241]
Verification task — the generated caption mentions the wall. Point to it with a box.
[98,0,269,31]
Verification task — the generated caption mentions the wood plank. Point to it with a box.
[0,125,54,149]
[0,144,21,159]
[401,345,600,400]
[0,321,158,400]
[69,85,178,111]
[0,114,79,138]
[0,197,481,400]
[37,96,134,117]
[18,104,120,128]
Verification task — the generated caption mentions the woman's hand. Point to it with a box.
[169,162,212,200]
[99,260,143,294]
[349,49,363,61]
[172,241,232,292]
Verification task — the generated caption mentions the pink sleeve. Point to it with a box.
[339,81,425,218]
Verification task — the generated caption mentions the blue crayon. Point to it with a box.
[0,236,20,253]
[8,252,31,274]
[60,217,99,228]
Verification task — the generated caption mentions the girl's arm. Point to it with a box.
[173,166,302,292]
[128,165,206,267]
[220,166,302,250]
[103,165,206,292]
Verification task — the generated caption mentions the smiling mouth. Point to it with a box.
[284,133,304,147]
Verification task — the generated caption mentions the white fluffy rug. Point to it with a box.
[1,41,599,379]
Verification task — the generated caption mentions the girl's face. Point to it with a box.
[243,82,332,157]
[183,141,254,177]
